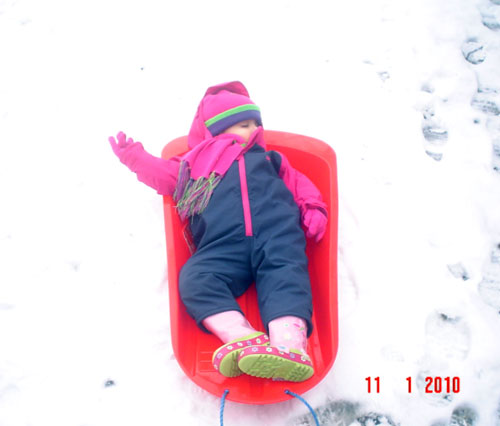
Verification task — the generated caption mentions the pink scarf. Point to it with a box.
[174,127,264,220]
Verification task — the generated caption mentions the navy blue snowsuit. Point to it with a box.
[179,144,314,335]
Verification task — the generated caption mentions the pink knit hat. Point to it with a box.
[188,81,263,148]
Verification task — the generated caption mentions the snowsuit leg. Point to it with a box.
[179,237,253,333]
[252,226,313,336]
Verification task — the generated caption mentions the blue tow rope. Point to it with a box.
[285,390,320,426]
[220,389,230,426]
[219,389,320,426]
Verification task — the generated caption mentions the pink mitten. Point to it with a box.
[303,208,327,242]
[109,131,136,160]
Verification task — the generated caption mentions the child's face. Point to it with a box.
[222,120,259,143]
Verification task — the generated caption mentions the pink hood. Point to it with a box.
[187,81,263,149]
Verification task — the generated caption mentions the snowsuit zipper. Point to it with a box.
[238,156,253,237]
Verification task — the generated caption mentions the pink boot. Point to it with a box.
[269,316,308,354]
[238,316,314,382]
[202,311,269,377]
[203,310,256,344]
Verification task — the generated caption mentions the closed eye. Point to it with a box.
[240,120,257,128]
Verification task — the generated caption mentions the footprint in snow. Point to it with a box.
[449,404,479,426]
[471,90,500,117]
[416,311,471,406]
[290,400,397,426]
[290,399,360,426]
[447,262,470,281]
[470,81,500,177]
[424,311,471,361]
[478,243,500,311]
[461,38,486,65]
[351,412,398,426]
[478,1,500,30]
[419,88,449,162]
[431,403,480,426]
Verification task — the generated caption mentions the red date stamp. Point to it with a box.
[365,376,461,394]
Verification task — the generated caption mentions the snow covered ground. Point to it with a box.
[1,0,500,425]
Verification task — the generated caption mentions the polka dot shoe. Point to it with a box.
[212,332,269,377]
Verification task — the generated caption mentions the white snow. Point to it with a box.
[1,0,500,425]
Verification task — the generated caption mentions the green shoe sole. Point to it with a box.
[238,347,314,382]
[218,349,243,377]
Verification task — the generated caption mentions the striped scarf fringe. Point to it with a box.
[173,160,222,220]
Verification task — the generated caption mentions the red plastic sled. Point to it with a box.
[161,130,338,405]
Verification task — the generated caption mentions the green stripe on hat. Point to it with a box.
[205,104,260,127]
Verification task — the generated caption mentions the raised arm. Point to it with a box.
[109,131,180,196]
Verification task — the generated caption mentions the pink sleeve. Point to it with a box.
[277,152,327,219]
[118,142,180,196]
